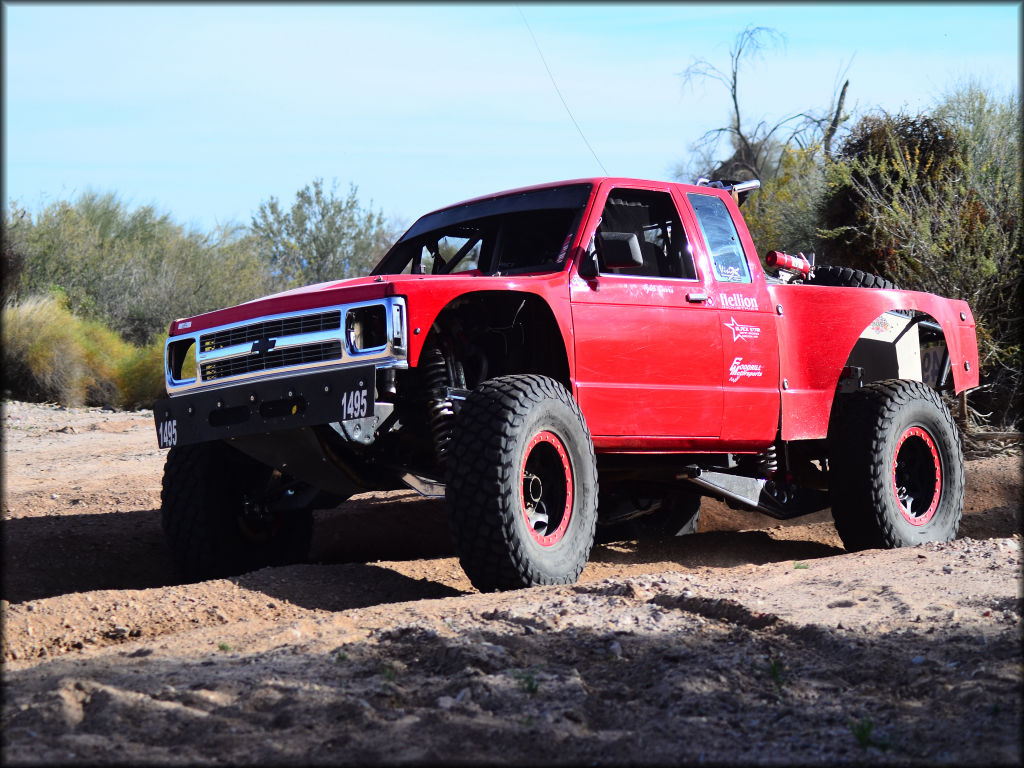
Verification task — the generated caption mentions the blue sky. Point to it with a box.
[3,2,1019,233]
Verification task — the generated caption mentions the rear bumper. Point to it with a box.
[153,366,375,449]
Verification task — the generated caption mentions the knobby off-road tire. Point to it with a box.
[446,375,598,591]
[161,441,313,581]
[829,379,964,551]
[809,265,898,290]
[597,491,701,543]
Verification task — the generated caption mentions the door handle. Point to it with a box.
[686,292,708,303]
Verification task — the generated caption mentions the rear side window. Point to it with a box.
[687,193,750,284]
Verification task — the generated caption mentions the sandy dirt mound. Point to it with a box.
[1,400,1021,765]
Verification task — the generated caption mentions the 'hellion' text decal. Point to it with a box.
[719,293,758,311]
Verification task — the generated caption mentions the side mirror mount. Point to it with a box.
[578,247,598,278]
[597,231,643,269]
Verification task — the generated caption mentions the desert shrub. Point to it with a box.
[741,146,827,258]
[116,336,167,410]
[820,113,965,275]
[251,178,398,290]
[1,292,146,408]
[3,293,91,405]
[8,193,276,346]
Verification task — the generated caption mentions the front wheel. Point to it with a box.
[161,442,314,581]
[446,375,598,591]
[829,379,964,550]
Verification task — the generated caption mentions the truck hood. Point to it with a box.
[167,272,507,336]
[168,275,397,336]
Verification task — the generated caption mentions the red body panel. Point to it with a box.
[387,272,576,369]
[167,177,980,452]
[570,180,722,446]
[769,283,978,440]
[675,186,782,449]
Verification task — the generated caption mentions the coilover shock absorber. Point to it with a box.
[760,443,779,475]
[420,347,456,467]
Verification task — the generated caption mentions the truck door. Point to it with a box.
[570,184,723,446]
[681,190,781,447]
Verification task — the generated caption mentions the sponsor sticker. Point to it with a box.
[728,356,764,383]
[719,292,758,311]
[719,265,744,282]
[177,320,192,330]
[869,315,892,334]
[724,316,761,342]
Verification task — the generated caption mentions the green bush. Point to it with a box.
[3,293,89,405]
[116,336,167,409]
[2,293,166,409]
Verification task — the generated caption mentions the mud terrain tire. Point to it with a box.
[829,379,964,551]
[161,442,313,581]
[446,375,598,591]
[809,265,897,290]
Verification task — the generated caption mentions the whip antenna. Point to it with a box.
[517,5,608,175]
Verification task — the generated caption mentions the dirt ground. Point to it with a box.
[1,399,1021,765]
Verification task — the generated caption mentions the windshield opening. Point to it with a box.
[372,184,592,277]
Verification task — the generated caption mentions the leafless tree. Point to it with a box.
[679,26,851,182]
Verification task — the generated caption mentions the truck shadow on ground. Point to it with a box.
[589,531,845,569]
[3,494,1018,606]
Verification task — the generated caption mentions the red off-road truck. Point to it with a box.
[153,177,979,590]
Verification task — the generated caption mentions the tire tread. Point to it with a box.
[446,375,597,591]
[830,379,963,551]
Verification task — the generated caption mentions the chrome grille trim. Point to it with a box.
[200,310,341,352]
[164,298,408,396]
[200,340,344,381]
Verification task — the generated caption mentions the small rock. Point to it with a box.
[941,565,953,574]
[609,641,623,658]
[911,655,926,665]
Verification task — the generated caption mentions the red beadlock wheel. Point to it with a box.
[892,426,942,526]
[521,431,574,546]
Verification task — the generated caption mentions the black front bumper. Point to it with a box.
[153,366,375,449]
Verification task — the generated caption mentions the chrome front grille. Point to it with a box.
[200,340,343,381]
[200,311,341,352]
[164,298,408,395]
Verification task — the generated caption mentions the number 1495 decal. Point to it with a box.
[341,388,369,420]
[157,419,177,448]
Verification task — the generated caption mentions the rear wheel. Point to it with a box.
[829,379,963,550]
[161,442,314,581]
[446,375,598,591]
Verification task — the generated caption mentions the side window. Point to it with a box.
[687,193,751,283]
[595,190,697,279]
